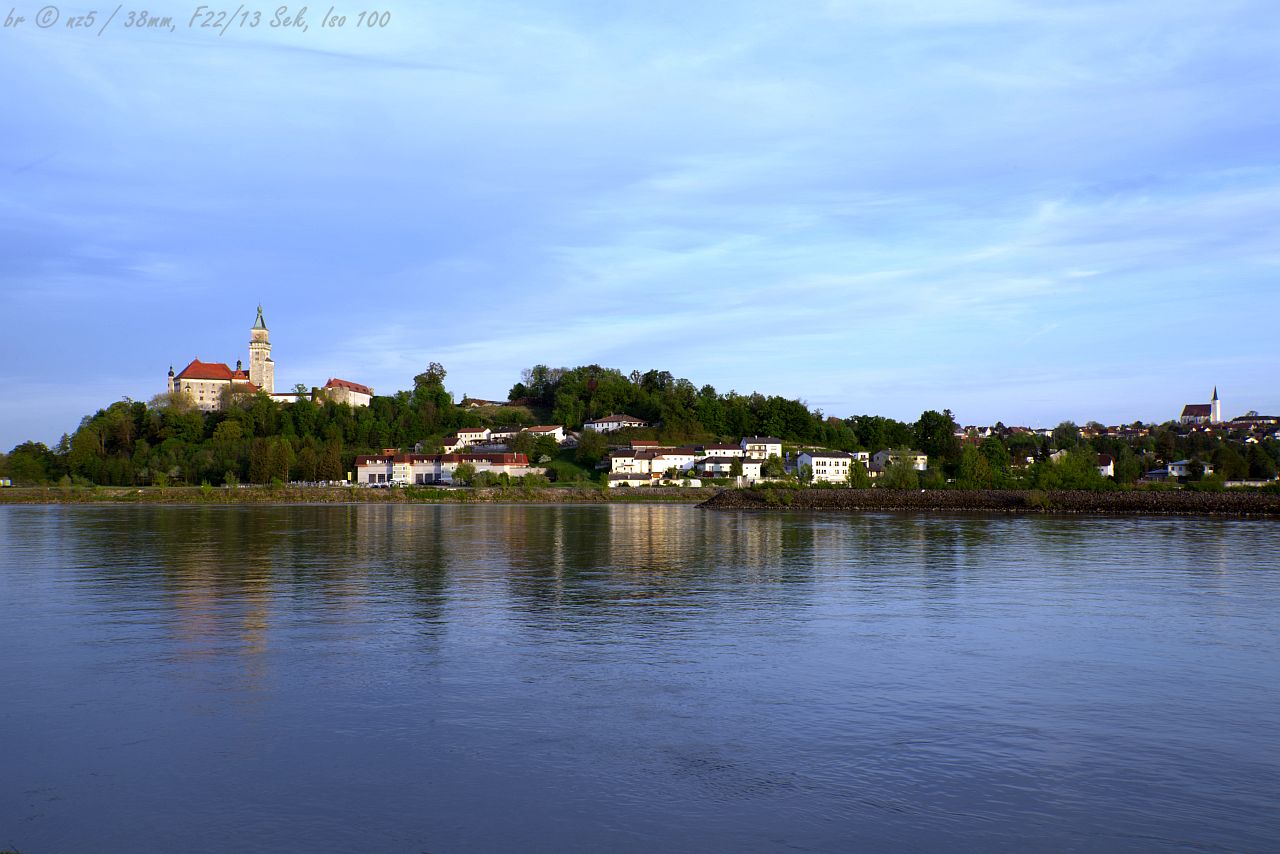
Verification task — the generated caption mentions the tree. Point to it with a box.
[848,461,871,488]
[881,454,920,489]
[730,457,744,477]
[762,454,785,478]
[575,429,609,467]
[914,409,960,469]
[956,445,993,489]
[1052,421,1082,450]
[452,462,476,485]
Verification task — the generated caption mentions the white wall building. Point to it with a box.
[355,452,540,485]
[741,437,783,461]
[798,450,855,483]
[871,450,929,471]
[524,425,566,443]
[583,413,647,433]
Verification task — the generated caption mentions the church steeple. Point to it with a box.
[253,304,268,330]
[1212,386,1218,401]
[1211,386,1221,423]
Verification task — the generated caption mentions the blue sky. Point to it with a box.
[2,0,1278,448]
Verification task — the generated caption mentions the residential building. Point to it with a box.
[1097,454,1115,478]
[355,452,538,485]
[1167,459,1214,479]
[583,413,647,432]
[456,427,491,446]
[524,425,566,443]
[871,450,928,471]
[701,443,745,458]
[741,436,783,461]
[797,450,854,483]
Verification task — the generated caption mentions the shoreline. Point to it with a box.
[698,487,1280,517]
[0,485,717,505]
[3,485,1279,516]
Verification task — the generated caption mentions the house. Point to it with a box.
[456,427,491,446]
[701,443,745,458]
[583,413,647,433]
[607,473,654,488]
[439,434,468,453]
[321,378,373,407]
[1097,454,1115,478]
[871,450,928,471]
[741,436,783,461]
[488,425,522,443]
[609,451,650,474]
[694,456,762,481]
[523,425,566,444]
[797,450,854,483]
[630,440,666,450]
[1180,387,1222,425]
[355,452,538,485]
[650,448,699,474]
[1167,459,1214,479]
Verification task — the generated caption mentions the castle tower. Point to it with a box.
[167,366,175,395]
[1211,386,1221,424]
[248,305,275,394]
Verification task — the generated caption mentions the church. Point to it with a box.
[166,306,371,411]
[1180,387,1222,426]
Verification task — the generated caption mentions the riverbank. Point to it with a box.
[0,485,718,505]
[700,487,1280,516]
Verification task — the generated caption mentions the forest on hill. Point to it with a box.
[2,362,1276,489]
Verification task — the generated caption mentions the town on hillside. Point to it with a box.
[2,310,1278,490]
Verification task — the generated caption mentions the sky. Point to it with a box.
[2,0,1278,448]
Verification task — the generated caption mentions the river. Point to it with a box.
[1,504,1278,852]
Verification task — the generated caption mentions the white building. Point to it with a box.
[583,413,647,433]
[1097,454,1115,478]
[797,450,855,483]
[701,443,745,458]
[355,452,540,485]
[741,436,783,461]
[523,425,566,443]
[871,450,928,471]
[1167,459,1214,479]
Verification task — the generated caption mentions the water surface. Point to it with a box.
[2,505,1278,852]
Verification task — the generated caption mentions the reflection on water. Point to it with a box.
[1,505,1279,853]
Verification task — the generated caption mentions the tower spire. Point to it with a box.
[253,304,267,330]
[1212,386,1218,401]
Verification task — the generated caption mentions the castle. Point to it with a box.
[166,306,372,411]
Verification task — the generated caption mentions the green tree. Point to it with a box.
[730,457,744,477]
[452,462,476,485]
[914,410,961,469]
[881,454,920,489]
[848,460,871,488]
[1052,421,1082,450]
[575,429,609,467]
[762,454,786,478]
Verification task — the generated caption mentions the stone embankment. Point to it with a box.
[700,488,1280,517]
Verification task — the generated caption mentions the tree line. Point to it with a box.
[2,361,1277,489]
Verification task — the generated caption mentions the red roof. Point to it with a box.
[325,377,373,396]
[1182,404,1212,417]
[176,359,236,381]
